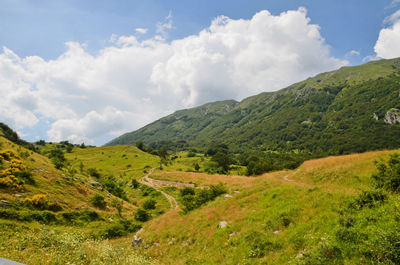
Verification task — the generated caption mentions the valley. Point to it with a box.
[1,123,400,264]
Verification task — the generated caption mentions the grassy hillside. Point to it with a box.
[65,145,160,180]
[107,58,400,155]
[2,125,400,264]
[119,149,400,264]
[0,134,165,264]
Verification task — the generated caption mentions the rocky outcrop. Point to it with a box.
[384,108,400,124]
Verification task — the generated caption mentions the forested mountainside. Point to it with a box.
[107,58,400,155]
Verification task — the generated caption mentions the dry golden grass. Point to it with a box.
[150,171,255,190]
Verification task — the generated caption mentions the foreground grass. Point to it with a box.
[0,221,156,265]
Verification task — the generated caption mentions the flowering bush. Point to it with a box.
[0,149,32,190]
[24,194,48,209]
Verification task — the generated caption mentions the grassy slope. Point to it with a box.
[65,145,160,180]
[0,138,164,264]
[64,144,170,209]
[120,149,400,264]
[0,137,96,210]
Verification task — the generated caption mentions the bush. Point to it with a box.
[180,187,195,196]
[111,198,123,217]
[373,153,400,192]
[48,149,66,169]
[180,184,226,212]
[47,202,63,212]
[91,193,106,209]
[24,194,48,210]
[62,210,99,223]
[100,177,126,199]
[140,185,160,197]
[134,209,150,222]
[87,168,101,178]
[349,189,387,210]
[0,209,56,224]
[24,211,57,224]
[131,178,139,189]
[18,170,35,185]
[142,199,156,210]
[100,220,141,239]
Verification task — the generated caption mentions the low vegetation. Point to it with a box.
[179,184,227,213]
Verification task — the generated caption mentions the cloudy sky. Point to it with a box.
[1,0,400,145]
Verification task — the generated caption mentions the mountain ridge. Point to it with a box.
[106,58,400,155]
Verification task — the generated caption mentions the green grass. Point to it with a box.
[65,145,160,181]
[0,137,167,264]
[0,221,156,265]
[132,149,400,264]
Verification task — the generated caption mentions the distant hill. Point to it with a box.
[107,58,400,155]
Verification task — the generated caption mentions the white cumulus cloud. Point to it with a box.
[375,10,400,58]
[0,8,347,145]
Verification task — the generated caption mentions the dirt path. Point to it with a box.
[138,168,179,209]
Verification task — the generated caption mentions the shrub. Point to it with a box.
[100,219,141,239]
[142,199,156,210]
[100,223,126,239]
[24,194,48,210]
[100,176,126,199]
[140,185,160,197]
[47,201,63,212]
[49,149,66,169]
[24,211,57,224]
[180,187,195,196]
[62,210,99,223]
[18,170,35,185]
[373,153,400,192]
[111,198,123,217]
[87,168,101,178]
[90,193,106,209]
[0,209,20,220]
[131,178,139,188]
[180,184,226,212]
[134,209,150,222]
[0,152,30,190]
[0,174,23,190]
[349,189,387,210]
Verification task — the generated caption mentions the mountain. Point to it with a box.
[107,58,400,155]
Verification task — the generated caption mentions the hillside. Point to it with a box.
[117,148,400,264]
[0,126,166,264]
[107,58,400,155]
[2,122,400,264]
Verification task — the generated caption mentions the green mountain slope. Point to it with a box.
[107,58,400,155]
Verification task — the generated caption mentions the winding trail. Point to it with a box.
[138,168,179,210]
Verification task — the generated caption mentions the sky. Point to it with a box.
[1,0,400,145]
